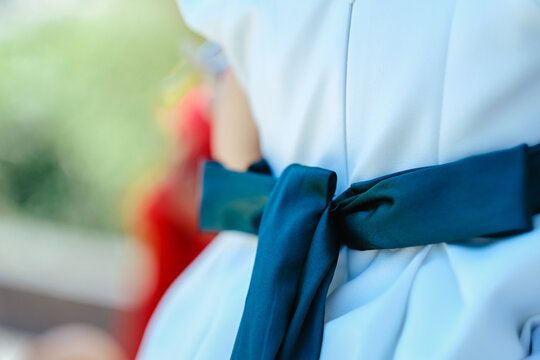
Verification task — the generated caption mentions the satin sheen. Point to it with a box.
[200,145,539,359]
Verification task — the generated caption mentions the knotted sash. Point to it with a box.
[200,144,540,360]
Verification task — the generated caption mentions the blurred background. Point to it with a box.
[0,0,211,358]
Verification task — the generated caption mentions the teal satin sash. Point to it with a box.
[200,144,540,360]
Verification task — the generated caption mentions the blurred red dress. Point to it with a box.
[118,86,215,359]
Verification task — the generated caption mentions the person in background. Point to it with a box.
[117,42,258,359]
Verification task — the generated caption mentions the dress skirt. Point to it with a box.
[138,216,540,359]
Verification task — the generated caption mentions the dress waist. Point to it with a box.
[199,143,540,360]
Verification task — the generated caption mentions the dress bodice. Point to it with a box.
[179,0,540,193]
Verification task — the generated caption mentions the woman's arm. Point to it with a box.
[212,69,262,171]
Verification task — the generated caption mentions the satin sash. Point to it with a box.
[200,144,540,360]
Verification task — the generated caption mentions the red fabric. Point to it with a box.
[117,86,216,359]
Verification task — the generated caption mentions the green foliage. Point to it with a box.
[0,0,200,232]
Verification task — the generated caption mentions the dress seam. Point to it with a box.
[436,0,459,164]
[343,1,354,184]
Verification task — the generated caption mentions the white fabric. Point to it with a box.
[138,1,540,359]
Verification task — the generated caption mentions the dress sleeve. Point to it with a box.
[177,0,260,91]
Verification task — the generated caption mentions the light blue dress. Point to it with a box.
[138,0,540,358]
